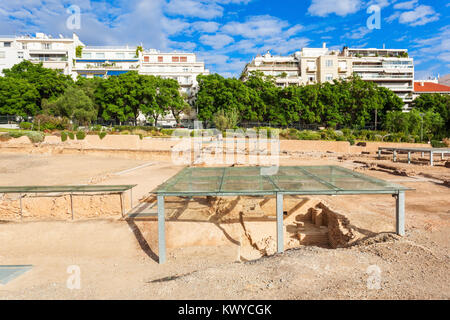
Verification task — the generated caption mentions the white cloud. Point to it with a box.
[388,5,440,26]
[367,0,392,8]
[386,12,401,23]
[191,21,220,33]
[199,34,234,49]
[393,0,418,10]
[409,26,450,69]
[285,24,304,37]
[222,15,289,38]
[344,26,373,39]
[308,0,361,17]
[165,0,251,19]
[162,18,190,35]
[165,0,223,19]
[398,5,440,26]
[263,37,311,55]
[0,0,169,49]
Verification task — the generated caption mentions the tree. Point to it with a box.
[412,93,450,137]
[136,45,143,58]
[76,46,83,58]
[95,73,135,123]
[43,86,97,125]
[3,60,73,108]
[0,77,40,117]
[213,108,239,131]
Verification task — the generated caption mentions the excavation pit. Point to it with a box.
[150,165,411,263]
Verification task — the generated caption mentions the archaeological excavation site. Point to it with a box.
[0,135,449,299]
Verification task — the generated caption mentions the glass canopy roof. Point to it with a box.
[154,166,410,196]
[0,185,136,194]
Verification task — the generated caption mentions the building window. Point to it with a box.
[83,53,92,58]
[22,43,27,50]
[42,43,51,50]
[172,56,179,62]
[307,61,316,70]
[18,52,24,59]
[0,51,5,59]
[116,53,125,59]
[180,56,187,62]
[96,53,105,58]
[308,75,316,82]
[325,60,333,67]
[158,56,163,62]
[326,74,333,81]
[3,42,11,48]
[144,56,149,62]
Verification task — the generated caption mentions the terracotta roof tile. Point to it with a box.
[414,82,450,92]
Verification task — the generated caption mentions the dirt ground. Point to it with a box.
[0,148,449,299]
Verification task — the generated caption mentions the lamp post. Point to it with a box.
[419,112,425,142]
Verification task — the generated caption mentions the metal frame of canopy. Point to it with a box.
[0,185,136,220]
[152,166,412,264]
[378,147,450,166]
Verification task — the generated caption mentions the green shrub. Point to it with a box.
[26,131,44,143]
[98,131,107,140]
[68,132,75,140]
[280,128,299,140]
[91,124,102,132]
[61,131,68,142]
[297,130,321,140]
[76,131,86,140]
[8,131,23,139]
[342,128,352,137]
[431,140,446,148]
[19,122,33,130]
[33,114,71,131]
[320,128,337,140]
[347,137,355,145]
[161,129,175,136]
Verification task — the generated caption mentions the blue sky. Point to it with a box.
[0,0,449,79]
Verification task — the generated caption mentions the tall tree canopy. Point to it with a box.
[0,77,40,117]
[3,60,73,108]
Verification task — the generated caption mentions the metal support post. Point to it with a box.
[276,193,284,254]
[158,195,166,264]
[19,193,23,220]
[395,191,405,236]
[393,150,397,162]
[120,192,124,217]
[430,152,434,166]
[70,194,74,220]
[130,188,133,210]
[407,152,411,164]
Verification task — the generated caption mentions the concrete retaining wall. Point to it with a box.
[1,134,431,155]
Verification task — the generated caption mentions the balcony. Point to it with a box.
[338,66,347,72]
[357,73,414,80]
[76,63,139,70]
[307,65,317,72]
[30,57,68,62]
[381,86,414,91]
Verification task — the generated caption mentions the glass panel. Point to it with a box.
[154,166,410,194]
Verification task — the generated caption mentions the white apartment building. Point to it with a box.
[139,49,209,97]
[242,51,302,87]
[0,33,83,76]
[243,44,415,110]
[138,50,210,126]
[341,47,414,106]
[73,46,140,79]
